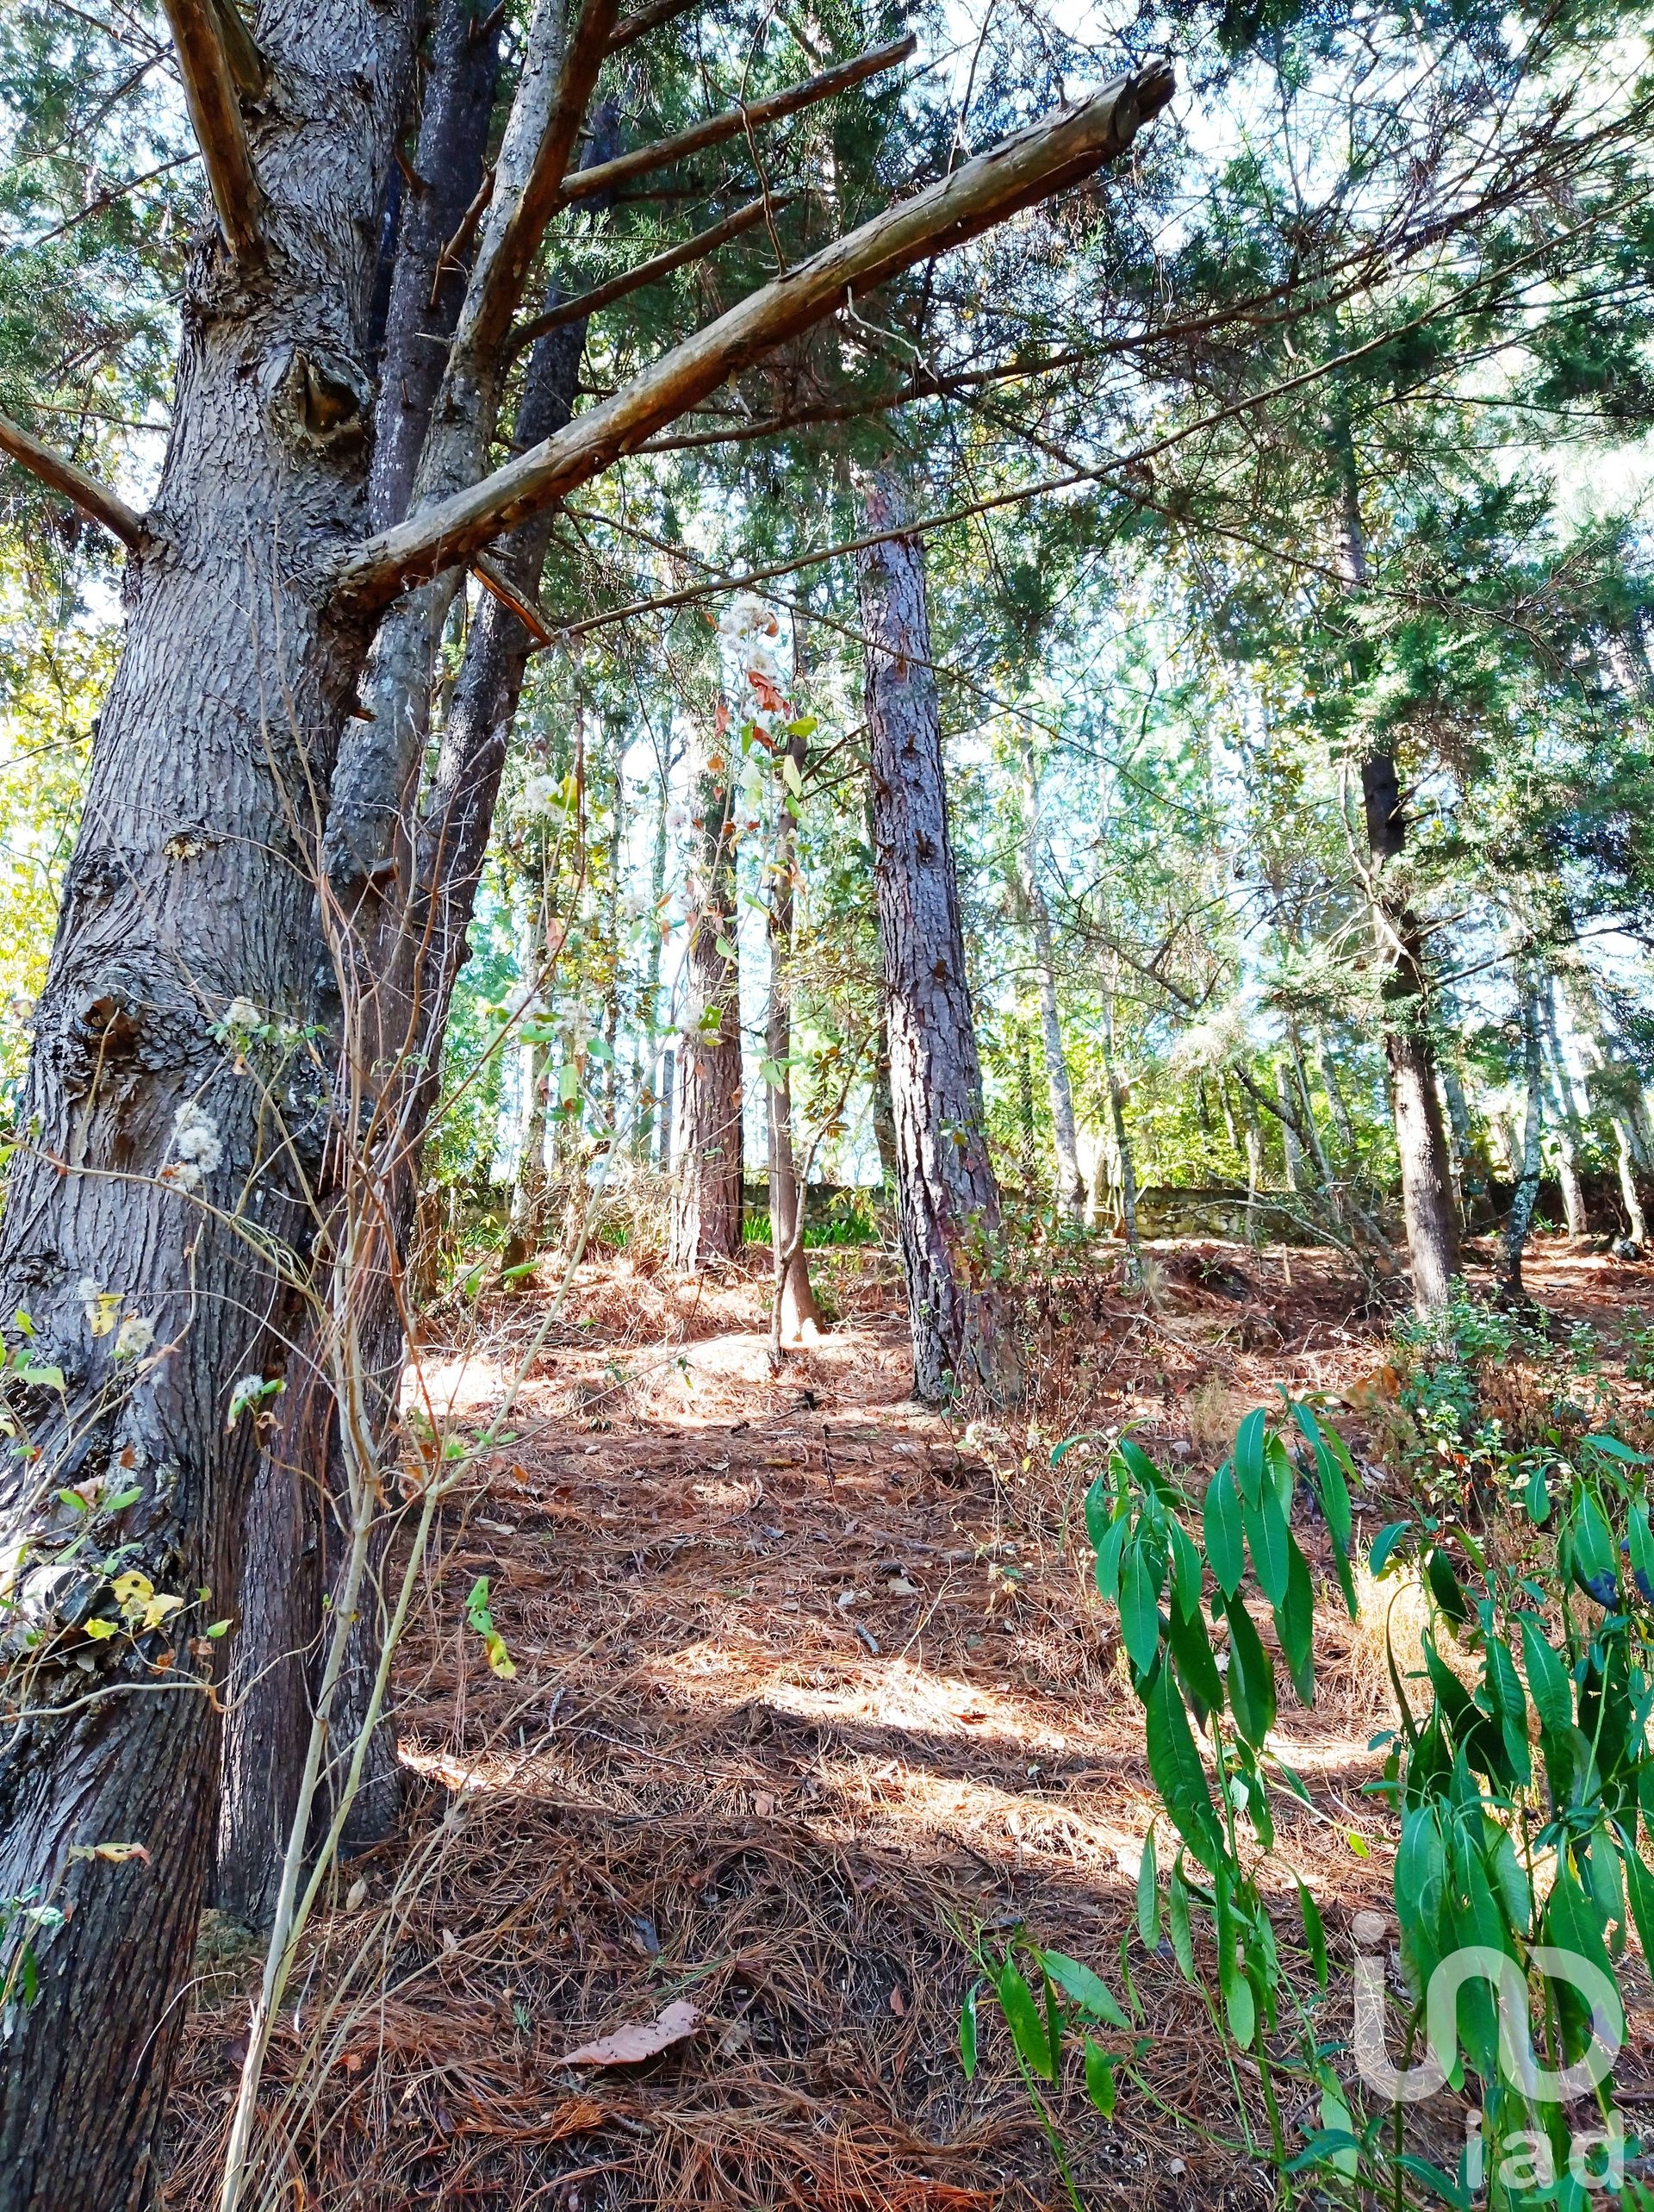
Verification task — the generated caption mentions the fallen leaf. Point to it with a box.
[889,1986,906,2016]
[345,1876,369,1911]
[441,1926,459,1955]
[562,2000,703,2068]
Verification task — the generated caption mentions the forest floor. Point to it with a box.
[166,1231,1654,2209]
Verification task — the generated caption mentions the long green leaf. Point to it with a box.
[1120,1536,1165,1675]
[997,1959,1056,2082]
[1222,1590,1277,1748]
[1233,1409,1266,1505]
[1277,1536,1315,1706]
[1242,1486,1291,1606]
[1136,1827,1161,1949]
[1203,1464,1246,1597]
[1042,1948,1130,2028]
[1144,1659,1224,1871]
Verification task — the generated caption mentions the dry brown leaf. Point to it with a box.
[562,2000,703,2068]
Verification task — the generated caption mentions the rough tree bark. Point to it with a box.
[669,722,743,1268]
[368,0,505,533]
[855,465,1020,1406]
[216,0,506,1928]
[0,0,420,2190]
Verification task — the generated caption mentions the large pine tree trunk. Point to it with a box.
[0,1,418,2190]
[855,467,1019,1406]
[669,731,743,1268]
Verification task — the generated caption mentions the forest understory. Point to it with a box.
[164,1231,1654,2211]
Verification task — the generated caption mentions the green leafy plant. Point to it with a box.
[965,1405,1654,2209]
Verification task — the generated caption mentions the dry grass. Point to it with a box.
[163,1231,1654,2209]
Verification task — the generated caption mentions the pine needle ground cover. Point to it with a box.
[165,1233,1654,2209]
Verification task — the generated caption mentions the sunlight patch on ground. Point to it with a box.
[645,1638,1085,1755]
[404,1350,511,1419]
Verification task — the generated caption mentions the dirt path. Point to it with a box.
[168,1237,1654,2209]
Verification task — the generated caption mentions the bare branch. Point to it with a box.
[606,0,699,52]
[0,410,143,546]
[506,194,778,357]
[158,0,261,259]
[335,60,1174,608]
[563,35,916,204]
[474,0,623,364]
[470,552,556,643]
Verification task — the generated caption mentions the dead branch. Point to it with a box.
[562,35,917,205]
[0,410,143,546]
[470,552,556,644]
[474,0,623,363]
[334,60,1175,608]
[606,0,700,52]
[158,0,262,259]
[506,194,778,358]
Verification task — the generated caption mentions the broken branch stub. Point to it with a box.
[335,59,1176,608]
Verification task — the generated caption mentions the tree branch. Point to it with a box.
[335,60,1175,608]
[562,35,916,205]
[158,0,261,259]
[0,411,143,546]
[505,193,778,357]
[472,0,622,365]
[606,0,700,51]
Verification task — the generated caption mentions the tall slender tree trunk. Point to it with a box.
[855,465,1019,1406]
[636,745,671,1162]
[1290,1026,1336,1196]
[0,3,419,2191]
[1278,1060,1305,1193]
[1361,751,1459,1313]
[1502,971,1545,1299]
[1017,741,1085,1221]
[669,726,743,1268]
[766,716,823,1346]
[1101,985,1140,1272]
[1333,434,1459,1312]
[1541,981,1589,1238]
[1562,968,1651,1246]
[367,0,504,535]
[1242,1073,1265,1245]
